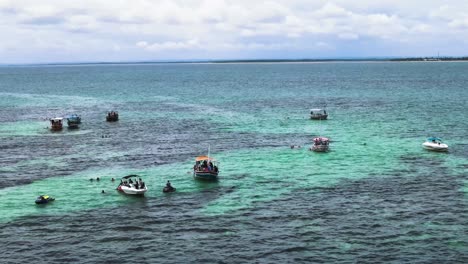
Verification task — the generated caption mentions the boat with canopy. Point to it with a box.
[310,137,330,152]
[50,117,63,131]
[116,174,148,195]
[193,155,219,180]
[310,109,328,120]
[66,114,81,128]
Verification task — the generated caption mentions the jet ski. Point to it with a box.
[35,195,55,204]
[163,186,176,193]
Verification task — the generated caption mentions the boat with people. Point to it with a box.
[422,137,448,152]
[106,111,119,122]
[50,117,63,131]
[35,195,55,204]
[66,114,81,128]
[310,109,328,120]
[310,137,330,152]
[193,155,219,180]
[116,174,147,195]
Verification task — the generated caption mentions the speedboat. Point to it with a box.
[35,195,55,204]
[310,137,330,152]
[106,111,119,122]
[422,137,448,152]
[116,175,148,195]
[66,114,81,128]
[193,155,219,181]
[310,109,328,120]
[50,117,63,131]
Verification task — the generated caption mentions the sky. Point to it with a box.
[1,0,467,64]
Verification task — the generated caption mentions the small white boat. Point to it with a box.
[310,109,328,120]
[116,175,147,195]
[422,137,448,152]
[310,137,330,152]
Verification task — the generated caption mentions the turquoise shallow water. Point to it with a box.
[0,62,467,263]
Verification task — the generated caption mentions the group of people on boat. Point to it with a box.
[106,111,119,121]
[50,119,62,125]
[194,160,218,173]
[119,177,146,189]
[314,138,329,146]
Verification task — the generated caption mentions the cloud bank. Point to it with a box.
[0,0,467,63]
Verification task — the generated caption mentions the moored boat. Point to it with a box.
[422,137,448,152]
[193,156,219,181]
[50,117,63,131]
[116,175,147,195]
[66,114,81,128]
[310,137,330,152]
[310,109,328,120]
[106,111,119,122]
[35,195,55,204]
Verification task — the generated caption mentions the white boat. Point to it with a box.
[422,137,448,152]
[310,137,330,152]
[310,109,328,120]
[116,175,148,195]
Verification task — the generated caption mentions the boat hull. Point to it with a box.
[193,171,219,181]
[35,197,55,204]
[422,142,448,152]
[310,114,328,120]
[117,185,147,195]
[311,145,329,152]
[50,124,63,131]
[67,122,80,129]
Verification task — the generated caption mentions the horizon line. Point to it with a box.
[1,56,468,67]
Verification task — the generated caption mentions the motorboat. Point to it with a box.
[35,195,55,204]
[310,137,330,152]
[66,114,81,128]
[50,117,63,131]
[106,111,119,122]
[310,109,328,120]
[193,155,219,181]
[116,175,147,195]
[422,137,448,152]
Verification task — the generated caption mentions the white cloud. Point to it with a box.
[1,0,468,63]
[136,39,200,51]
[338,33,359,40]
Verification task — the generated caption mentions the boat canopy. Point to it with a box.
[427,137,442,141]
[51,117,63,121]
[310,108,324,112]
[66,114,80,119]
[195,155,216,162]
[313,137,329,141]
[122,174,140,179]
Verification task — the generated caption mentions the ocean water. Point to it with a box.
[0,62,467,263]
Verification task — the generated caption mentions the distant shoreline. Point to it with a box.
[1,57,468,66]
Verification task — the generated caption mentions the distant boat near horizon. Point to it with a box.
[66,114,81,129]
[106,111,119,122]
[49,117,63,131]
[310,108,328,120]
